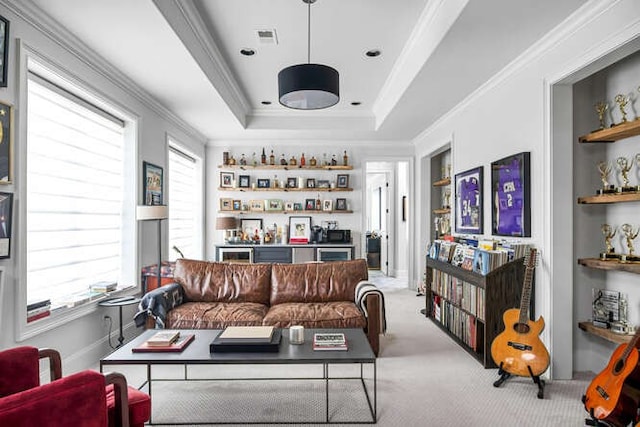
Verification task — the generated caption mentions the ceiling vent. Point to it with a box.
[256,29,278,45]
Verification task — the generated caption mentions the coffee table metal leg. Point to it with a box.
[324,363,329,423]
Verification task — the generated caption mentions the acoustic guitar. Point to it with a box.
[583,327,640,426]
[490,248,550,377]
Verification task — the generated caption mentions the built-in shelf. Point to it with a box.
[432,178,451,187]
[433,208,451,215]
[218,187,353,192]
[578,118,640,143]
[578,321,631,344]
[577,192,640,204]
[578,257,640,274]
[218,164,353,171]
[218,210,353,215]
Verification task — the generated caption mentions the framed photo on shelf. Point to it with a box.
[232,200,241,211]
[335,198,347,211]
[286,177,298,189]
[293,202,303,211]
[0,100,12,184]
[257,178,270,189]
[249,199,264,211]
[336,174,349,188]
[143,161,163,205]
[454,166,483,235]
[289,216,311,244]
[306,178,316,188]
[0,192,13,258]
[322,199,333,211]
[220,198,233,211]
[317,179,330,189]
[0,16,8,88]
[241,218,262,235]
[238,175,250,188]
[491,151,531,237]
[284,201,294,211]
[266,199,283,211]
[305,199,316,210]
[220,171,234,189]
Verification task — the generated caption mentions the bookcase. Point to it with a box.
[425,256,530,368]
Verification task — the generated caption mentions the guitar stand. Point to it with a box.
[493,362,545,399]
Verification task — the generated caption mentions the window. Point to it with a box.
[168,141,202,260]
[26,72,127,308]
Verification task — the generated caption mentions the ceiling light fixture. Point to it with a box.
[240,48,256,56]
[365,49,381,58]
[278,0,339,110]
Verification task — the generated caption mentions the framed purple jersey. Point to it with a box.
[491,152,531,237]
[454,166,484,235]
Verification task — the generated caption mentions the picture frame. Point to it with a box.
[0,101,12,184]
[284,201,294,211]
[491,151,531,237]
[286,177,298,189]
[335,198,347,211]
[322,199,333,211]
[257,178,271,188]
[220,171,234,188]
[0,192,13,258]
[249,199,264,211]
[232,199,241,211]
[238,175,250,188]
[143,161,163,205]
[266,199,283,211]
[241,218,263,235]
[317,179,330,189]
[0,16,9,88]
[306,178,316,188]
[454,166,483,235]
[293,202,303,211]
[289,216,311,244]
[220,198,233,211]
[305,199,316,210]
[336,174,349,188]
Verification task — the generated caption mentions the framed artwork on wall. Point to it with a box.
[0,16,9,88]
[238,175,250,188]
[0,192,13,258]
[0,101,12,184]
[454,166,483,235]
[289,216,311,244]
[143,161,163,205]
[220,171,234,188]
[491,151,531,237]
[240,218,262,236]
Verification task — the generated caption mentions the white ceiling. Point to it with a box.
[27,0,586,143]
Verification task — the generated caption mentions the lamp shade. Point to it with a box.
[278,64,339,110]
[216,217,238,230]
[136,205,168,221]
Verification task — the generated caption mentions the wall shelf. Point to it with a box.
[578,118,640,143]
[218,210,353,215]
[577,192,640,204]
[218,187,353,192]
[218,164,353,171]
[578,321,631,344]
[578,257,640,274]
[432,177,451,187]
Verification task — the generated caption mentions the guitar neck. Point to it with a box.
[518,254,536,324]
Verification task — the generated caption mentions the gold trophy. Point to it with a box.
[600,224,619,260]
[616,156,635,192]
[620,223,640,262]
[443,188,451,209]
[595,101,608,130]
[597,161,616,195]
[614,94,629,124]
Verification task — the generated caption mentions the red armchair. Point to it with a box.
[0,346,150,427]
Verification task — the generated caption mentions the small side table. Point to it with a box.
[99,296,141,348]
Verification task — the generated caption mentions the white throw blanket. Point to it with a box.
[355,281,387,333]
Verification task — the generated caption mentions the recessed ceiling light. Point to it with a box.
[261,101,272,105]
[351,102,361,106]
[365,49,381,58]
[240,48,256,56]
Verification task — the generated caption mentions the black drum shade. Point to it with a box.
[278,63,339,110]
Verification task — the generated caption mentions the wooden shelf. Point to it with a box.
[219,187,353,192]
[218,210,353,215]
[577,192,640,204]
[578,321,631,344]
[578,258,640,274]
[578,118,640,143]
[433,208,451,215]
[219,164,353,171]
[432,178,451,187]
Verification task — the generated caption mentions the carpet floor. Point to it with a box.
[112,282,595,426]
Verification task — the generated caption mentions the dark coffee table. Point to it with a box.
[100,328,376,425]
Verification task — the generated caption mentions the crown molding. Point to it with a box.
[152,0,250,128]
[412,0,621,146]
[2,0,207,143]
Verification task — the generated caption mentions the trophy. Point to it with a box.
[595,101,608,130]
[620,223,640,262]
[443,189,451,209]
[614,94,629,124]
[597,161,616,195]
[616,157,635,192]
[600,224,620,260]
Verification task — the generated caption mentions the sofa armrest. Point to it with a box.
[38,348,62,381]
[355,281,386,356]
[104,372,130,427]
[134,282,185,329]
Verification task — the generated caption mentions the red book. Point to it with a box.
[27,311,51,323]
[132,334,195,353]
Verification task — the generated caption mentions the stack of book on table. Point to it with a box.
[313,333,348,351]
[210,326,282,353]
[27,299,51,323]
[133,330,194,353]
[90,281,117,293]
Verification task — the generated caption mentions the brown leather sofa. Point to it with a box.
[138,258,382,355]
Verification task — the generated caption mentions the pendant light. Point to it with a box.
[278,0,339,110]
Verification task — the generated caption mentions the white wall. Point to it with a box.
[0,2,206,371]
[413,0,640,379]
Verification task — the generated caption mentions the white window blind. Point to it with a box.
[168,144,199,260]
[26,74,125,307]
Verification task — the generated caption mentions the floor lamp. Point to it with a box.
[136,205,168,294]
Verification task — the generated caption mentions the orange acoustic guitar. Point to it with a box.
[583,327,640,427]
[491,248,550,379]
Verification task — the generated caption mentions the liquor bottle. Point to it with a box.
[240,154,247,165]
[343,151,348,166]
[261,148,267,165]
[300,153,306,166]
[228,155,236,165]
[331,155,337,166]
[280,154,287,165]
[323,153,328,166]
[269,150,275,165]
[289,156,297,166]
[251,152,257,166]
[310,156,317,166]
[315,194,321,210]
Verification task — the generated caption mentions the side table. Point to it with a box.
[99,296,141,348]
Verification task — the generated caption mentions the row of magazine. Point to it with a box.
[428,239,532,276]
[432,294,477,351]
[431,270,485,321]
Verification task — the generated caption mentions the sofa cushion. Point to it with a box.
[165,302,268,329]
[263,302,367,329]
[174,259,271,305]
[270,259,368,305]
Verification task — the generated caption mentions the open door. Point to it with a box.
[366,167,391,276]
